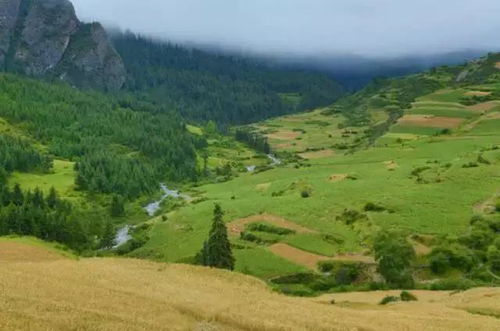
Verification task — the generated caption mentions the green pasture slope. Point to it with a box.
[136,56,500,282]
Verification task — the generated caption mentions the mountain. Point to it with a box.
[111,32,346,124]
[0,0,125,91]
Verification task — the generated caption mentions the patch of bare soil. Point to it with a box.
[468,101,500,112]
[266,130,301,141]
[269,243,375,270]
[384,161,399,171]
[269,243,330,269]
[0,242,66,263]
[398,115,464,129]
[495,62,500,69]
[328,174,348,182]
[299,149,335,160]
[465,91,492,97]
[227,214,316,236]
[256,183,271,192]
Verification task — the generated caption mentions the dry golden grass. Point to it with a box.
[465,91,492,96]
[1,242,499,331]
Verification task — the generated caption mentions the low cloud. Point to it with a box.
[71,0,500,58]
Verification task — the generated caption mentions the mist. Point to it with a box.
[71,0,500,58]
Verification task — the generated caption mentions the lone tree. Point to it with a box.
[197,204,235,270]
[374,230,416,288]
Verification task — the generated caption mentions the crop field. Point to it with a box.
[1,240,498,331]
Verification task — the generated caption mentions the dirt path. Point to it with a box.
[227,214,317,236]
[269,243,375,270]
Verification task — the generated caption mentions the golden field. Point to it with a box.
[0,239,499,331]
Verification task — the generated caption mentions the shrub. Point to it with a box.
[335,265,360,285]
[374,231,416,288]
[430,278,476,291]
[271,272,320,285]
[364,202,386,212]
[379,296,399,305]
[400,291,418,301]
[246,223,295,235]
[336,209,368,225]
[429,245,476,274]
[301,190,311,198]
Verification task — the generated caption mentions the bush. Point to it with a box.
[301,190,311,198]
[430,278,476,291]
[247,223,295,235]
[336,209,368,225]
[374,231,416,288]
[429,245,476,274]
[364,202,386,212]
[271,273,320,285]
[400,291,418,301]
[379,296,399,305]
[335,265,360,285]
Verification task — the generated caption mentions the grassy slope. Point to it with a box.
[1,241,498,331]
[137,60,500,280]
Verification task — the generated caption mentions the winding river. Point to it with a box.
[144,184,190,216]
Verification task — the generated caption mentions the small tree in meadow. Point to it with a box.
[197,204,234,270]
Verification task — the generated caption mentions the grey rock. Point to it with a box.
[54,22,126,91]
[0,0,21,66]
[0,0,125,91]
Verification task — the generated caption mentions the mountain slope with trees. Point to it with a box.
[111,32,345,124]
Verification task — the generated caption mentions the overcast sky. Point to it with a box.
[71,0,500,58]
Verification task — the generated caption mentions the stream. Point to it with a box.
[144,183,190,217]
[113,225,132,248]
[267,154,282,166]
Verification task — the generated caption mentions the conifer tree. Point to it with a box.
[47,187,58,209]
[101,220,116,249]
[110,195,125,217]
[198,204,234,270]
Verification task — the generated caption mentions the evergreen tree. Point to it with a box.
[110,195,125,217]
[100,220,116,249]
[198,204,234,270]
[47,187,58,209]
[11,183,24,206]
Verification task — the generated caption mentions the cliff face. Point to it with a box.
[0,0,125,91]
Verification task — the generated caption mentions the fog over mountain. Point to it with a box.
[71,0,500,89]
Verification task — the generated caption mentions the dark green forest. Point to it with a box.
[111,32,345,124]
[0,74,200,198]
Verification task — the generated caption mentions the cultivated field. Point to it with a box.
[1,240,499,331]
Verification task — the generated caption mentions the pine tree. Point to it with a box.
[100,220,116,249]
[11,183,24,206]
[110,194,125,217]
[47,187,58,209]
[198,204,234,270]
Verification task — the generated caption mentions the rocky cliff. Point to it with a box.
[0,0,125,91]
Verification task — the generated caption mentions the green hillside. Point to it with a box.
[130,54,500,294]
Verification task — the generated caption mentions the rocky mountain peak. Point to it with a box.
[0,0,125,91]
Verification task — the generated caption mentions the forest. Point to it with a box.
[0,74,200,198]
[111,32,345,124]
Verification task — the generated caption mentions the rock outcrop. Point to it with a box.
[0,0,125,91]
